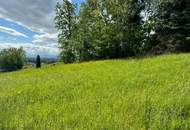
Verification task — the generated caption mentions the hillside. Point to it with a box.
[0,54,190,130]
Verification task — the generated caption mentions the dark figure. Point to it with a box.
[36,55,41,68]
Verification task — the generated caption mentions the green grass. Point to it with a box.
[0,54,190,130]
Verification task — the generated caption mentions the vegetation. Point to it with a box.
[36,55,41,68]
[149,0,190,53]
[55,0,190,63]
[0,47,26,71]
[0,54,190,129]
[0,0,189,129]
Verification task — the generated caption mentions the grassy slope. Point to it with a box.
[0,54,190,130]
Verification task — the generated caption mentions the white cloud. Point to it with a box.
[68,0,73,3]
[0,26,28,38]
[0,0,61,33]
[32,33,58,46]
[0,0,83,58]
[0,42,60,58]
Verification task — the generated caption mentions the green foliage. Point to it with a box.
[36,55,41,68]
[147,0,190,53]
[0,47,26,71]
[55,0,146,63]
[0,54,190,129]
[55,0,190,62]
[55,0,77,63]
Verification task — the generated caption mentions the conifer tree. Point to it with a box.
[154,0,190,51]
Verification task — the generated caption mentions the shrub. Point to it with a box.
[0,47,26,71]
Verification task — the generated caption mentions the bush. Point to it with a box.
[0,47,26,71]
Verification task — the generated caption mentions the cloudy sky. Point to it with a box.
[0,0,84,58]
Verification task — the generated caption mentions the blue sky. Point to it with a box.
[0,0,84,58]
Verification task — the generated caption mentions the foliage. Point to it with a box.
[55,0,146,63]
[147,0,190,53]
[36,55,41,68]
[55,0,190,62]
[55,0,77,63]
[0,54,190,129]
[0,47,26,71]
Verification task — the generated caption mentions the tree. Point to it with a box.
[36,55,41,68]
[55,0,77,63]
[150,0,190,53]
[55,0,148,63]
[0,47,26,71]
[77,0,146,59]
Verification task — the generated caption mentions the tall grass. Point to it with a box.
[0,54,190,129]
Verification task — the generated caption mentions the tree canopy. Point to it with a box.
[0,47,26,71]
[55,0,190,63]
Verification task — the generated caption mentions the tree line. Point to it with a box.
[0,48,25,71]
[55,0,190,63]
[0,48,41,71]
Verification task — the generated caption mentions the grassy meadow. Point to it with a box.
[0,54,190,130]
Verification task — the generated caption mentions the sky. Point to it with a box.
[0,0,84,58]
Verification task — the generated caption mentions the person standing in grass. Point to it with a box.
[36,55,41,68]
